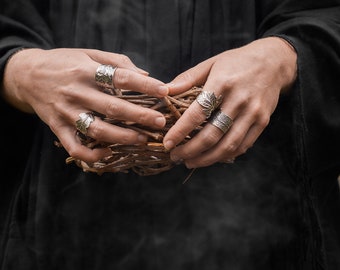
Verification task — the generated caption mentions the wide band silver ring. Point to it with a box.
[95,64,117,89]
[209,110,233,133]
[75,112,95,135]
[196,90,222,119]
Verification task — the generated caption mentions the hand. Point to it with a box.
[163,37,297,168]
[2,48,169,163]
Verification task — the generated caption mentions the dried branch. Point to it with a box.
[62,86,204,176]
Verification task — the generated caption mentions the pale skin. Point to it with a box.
[1,48,169,163]
[163,37,297,168]
[1,37,297,168]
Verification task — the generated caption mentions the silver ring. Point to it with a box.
[196,91,222,119]
[75,112,95,135]
[95,64,117,89]
[209,110,233,133]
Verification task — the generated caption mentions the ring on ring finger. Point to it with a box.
[75,112,95,136]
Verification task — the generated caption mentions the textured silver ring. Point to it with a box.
[209,110,233,133]
[196,91,222,119]
[95,64,117,89]
[75,112,95,135]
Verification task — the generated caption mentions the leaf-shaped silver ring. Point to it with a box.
[196,91,222,119]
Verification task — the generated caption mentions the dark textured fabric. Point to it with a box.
[1,0,340,269]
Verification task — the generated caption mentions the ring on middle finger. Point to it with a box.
[209,109,233,134]
[196,90,222,119]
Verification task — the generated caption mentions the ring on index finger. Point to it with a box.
[196,90,222,119]
[95,64,117,89]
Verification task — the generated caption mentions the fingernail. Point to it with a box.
[135,67,149,75]
[186,163,194,169]
[164,140,175,150]
[138,134,148,142]
[174,158,183,165]
[158,86,169,96]
[166,82,175,88]
[155,116,166,127]
[223,158,235,164]
[103,148,112,157]
[170,154,180,162]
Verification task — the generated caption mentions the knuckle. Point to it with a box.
[48,118,59,132]
[141,77,151,93]
[136,110,149,125]
[236,145,249,156]
[91,151,105,162]
[221,142,238,154]
[236,93,250,108]
[119,131,137,144]
[67,63,88,82]
[224,75,237,89]
[67,145,81,160]
[200,132,219,148]
[88,122,104,139]
[115,69,130,87]
[85,157,99,163]
[214,75,235,90]
[118,54,132,65]
[202,157,215,167]
[105,100,121,118]
[177,70,195,84]
[62,87,79,103]
[175,128,190,143]
[251,101,263,114]
[251,105,270,128]
[258,114,270,128]
[189,107,206,125]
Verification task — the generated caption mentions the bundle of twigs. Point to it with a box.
[65,86,204,176]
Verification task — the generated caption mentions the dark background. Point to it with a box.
[0,101,36,229]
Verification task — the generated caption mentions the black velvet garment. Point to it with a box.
[1,1,340,269]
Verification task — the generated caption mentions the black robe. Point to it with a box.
[1,1,340,269]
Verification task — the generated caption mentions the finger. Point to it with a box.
[169,121,225,162]
[81,49,149,75]
[76,89,166,128]
[164,60,230,150]
[163,81,238,151]
[167,58,216,95]
[76,115,149,145]
[55,126,112,163]
[112,68,168,97]
[168,106,237,163]
[163,101,207,150]
[231,122,265,158]
[183,115,263,168]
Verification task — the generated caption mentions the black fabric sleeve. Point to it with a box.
[0,0,54,77]
[257,2,340,269]
[257,1,340,177]
[0,0,53,233]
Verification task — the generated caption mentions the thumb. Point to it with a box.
[167,57,215,95]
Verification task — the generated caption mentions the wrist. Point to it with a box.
[2,48,41,113]
[251,37,297,94]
